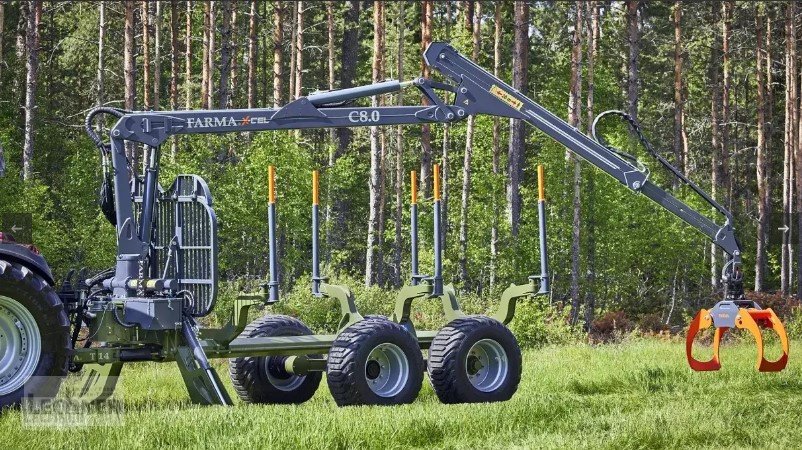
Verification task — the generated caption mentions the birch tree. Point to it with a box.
[22,0,41,181]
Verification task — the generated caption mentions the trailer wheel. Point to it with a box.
[428,316,521,404]
[327,317,423,406]
[228,315,322,404]
[0,260,70,409]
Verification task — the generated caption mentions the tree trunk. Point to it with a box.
[154,1,162,109]
[765,8,773,184]
[184,0,192,109]
[206,0,216,108]
[201,0,210,108]
[584,0,599,329]
[336,1,360,155]
[124,0,137,165]
[218,0,231,108]
[709,1,721,290]
[781,3,797,295]
[169,0,179,157]
[97,1,106,107]
[288,1,297,101]
[142,1,152,109]
[247,0,257,109]
[324,0,336,264]
[0,0,5,172]
[260,0,268,106]
[721,1,732,211]
[754,4,769,292]
[672,1,688,179]
[419,0,433,198]
[568,1,583,325]
[22,0,41,181]
[0,1,4,82]
[365,0,385,287]
[490,1,502,289]
[294,1,303,99]
[272,1,284,107]
[170,1,179,111]
[330,1,361,254]
[507,0,528,237]
[626,0,639,122]
[229,3,238,107]
[796,8,802,299]
[14,2,27,101]
[440,1,452,261]
[459,0,480,285]
[393,0,405,288]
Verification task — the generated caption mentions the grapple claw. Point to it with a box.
[686,302,789,372]
[735,308,789,372]
[686,308,723,371]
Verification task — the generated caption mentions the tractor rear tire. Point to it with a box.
[0,260,70,410]
[428,316,521,404]
[228,315,322,404]
[326,317,424,406]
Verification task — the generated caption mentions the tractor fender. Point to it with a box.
[0,241,55,286]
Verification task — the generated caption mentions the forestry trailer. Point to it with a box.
[0,42,787,409]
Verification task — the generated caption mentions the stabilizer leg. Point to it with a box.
[175,346,233,406]
[177,317,233,406]
[76,362,123,403]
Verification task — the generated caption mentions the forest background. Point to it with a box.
[1,0,800,339]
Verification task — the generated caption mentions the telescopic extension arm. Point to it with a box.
[101,42,743,299]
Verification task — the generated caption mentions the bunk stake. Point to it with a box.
[311,170,323,296]
[266,165,280,302]
[410,170,420,285]
[433,164,443,296]
[535,164,550,294]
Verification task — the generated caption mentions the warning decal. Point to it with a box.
[489,85,523,111]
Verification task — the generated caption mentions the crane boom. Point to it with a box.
[97,42,743,299]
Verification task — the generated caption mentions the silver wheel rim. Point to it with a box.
[466,339,508,392]
[365,343,409,397]
[0,295,41,396]
[264,357,306,392]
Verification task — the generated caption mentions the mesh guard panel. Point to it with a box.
[135,175,218,316]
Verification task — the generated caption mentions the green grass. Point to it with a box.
[2,339,801,449]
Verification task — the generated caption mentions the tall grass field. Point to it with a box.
[2,340,800,449]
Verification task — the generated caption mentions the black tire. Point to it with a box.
[0,260,70,409]
[327,317,424,406]
[428,316,521,404]
[228,315,322,404]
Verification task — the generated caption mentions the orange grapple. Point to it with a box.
[686,300,788,372]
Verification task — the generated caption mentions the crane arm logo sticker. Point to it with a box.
[490,85,523,111]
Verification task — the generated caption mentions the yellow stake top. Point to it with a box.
[312,170,320,205]
[433,164,441,201]
[537,164,545,201]
[410,171,418,205]
[268,165,276,204]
